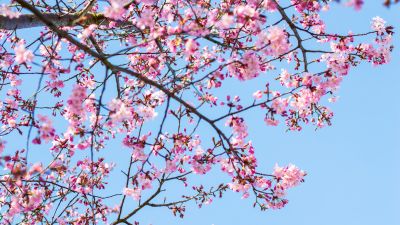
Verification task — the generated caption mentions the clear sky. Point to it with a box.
[130,2,400,225]
[1,1,399,225]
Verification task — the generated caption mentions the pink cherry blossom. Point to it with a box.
[346,0,364,10]
[123,188,141,201]
[78,24,98,39]
[14,40,33,64]
[0,139,5,156]
[184,38,199,57]
[218,14,234,29]
[258,26,291,56]
[104,0,127,20]
[273,164,306,190]
[253,90,263,99]
[265,118,279,126]
[0,4,21,18]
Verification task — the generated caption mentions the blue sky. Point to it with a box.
[1,1,399,225]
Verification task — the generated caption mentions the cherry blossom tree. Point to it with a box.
[0,0,394,224]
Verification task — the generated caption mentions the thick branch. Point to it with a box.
[0,12,105,30]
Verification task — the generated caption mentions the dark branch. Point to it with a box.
[0,12,105,30]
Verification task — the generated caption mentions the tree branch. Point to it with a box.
[0,12,105,30]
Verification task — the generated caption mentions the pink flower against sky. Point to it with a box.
[123,187,141,201]
[104,0,128,20]
[273,164,306,190]
[14,40,33,64]
[0,4,20,18]
[371,16,386,34]
[184,38,199,57]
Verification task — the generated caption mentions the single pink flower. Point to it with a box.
[104,0,127,20]
[123,187,141,201]
[184,38,199,57]
[14,40,33,64]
